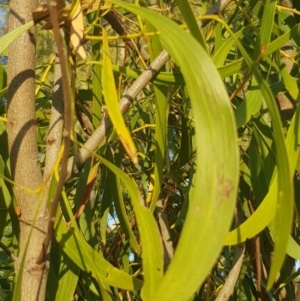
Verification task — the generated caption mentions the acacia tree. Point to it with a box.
[1,0,300,301]
[7,0,49,299]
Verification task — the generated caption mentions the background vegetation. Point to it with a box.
[1,0,300,300]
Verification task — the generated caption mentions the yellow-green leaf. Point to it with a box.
[102,29,138,164]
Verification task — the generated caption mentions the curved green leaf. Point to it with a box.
[102,29,137,164]
[105,148,141,255]
[55,215,143,291]
[146,21,169,213]
[208,10,293,287]
[55,183,143,292]
[212,21,258,68]
[108,2,239,301]
[0,21,34,53]
[97,156,164,301]
[225,92,300,247]
[217,23,300,78]
[53,252,79,301]
[175,0,206,48]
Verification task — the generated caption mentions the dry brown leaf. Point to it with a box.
[15,204,21,216]
[32,1,66,22]
[32,4,50,23]
[70,1,86,59]
[41,19,66,30]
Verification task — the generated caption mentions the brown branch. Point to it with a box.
[75,101,93,136]
[38,0,72,263]
[205,272,211,301]
[0,241,16,261]
[103,10,150,61]
[247,199,265,301]
[43,53,64,182]
[229,45,267,102]
[37,52,64,265]
[246,195,270,300]
[156,198,174,271]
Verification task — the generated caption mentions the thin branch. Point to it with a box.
[66,0,234,179]
[37,52,64,264]
[38,0,72,263]
[103,9,150,61]
[205,272,211,301]
[0,241,16,261]
[156,198,174,271]
[215,202,245,301]
[43,53,64,181]
[247,199,264,301]
[197,0,234,28]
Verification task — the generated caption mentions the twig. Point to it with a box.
[156,198,174,271]
[247,199,264,301]
[37,52,64,265]
[215,201,245,301]
[43,53,64,181]
[229,45,267,102]
[0,241,16,261]
[277,4,300,15]
[103,9,150,61]
[66,48,170,177]
[205,272,211,301]
[66,0,234,179]
[75,102,93,136]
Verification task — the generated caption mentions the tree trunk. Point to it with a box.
[7,1,49,300]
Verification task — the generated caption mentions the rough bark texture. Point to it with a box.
[7,1,49,300]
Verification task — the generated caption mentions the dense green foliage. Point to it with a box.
[1,0,300,300]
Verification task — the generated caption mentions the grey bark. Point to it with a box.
[38,52,64,265]
[7,1,49,300]
[43,53,64,180]
[156,198,174,271]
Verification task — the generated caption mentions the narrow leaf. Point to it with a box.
[55,215,143,290]
[97,156,164,301]
[70,1,86,59]
[108,3,239,301]
[212,15,293,289]
[0,21,34,54]
[102,29,138,164]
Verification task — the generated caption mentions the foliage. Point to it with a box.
[0,0,8,37]
[1,0,300,300]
